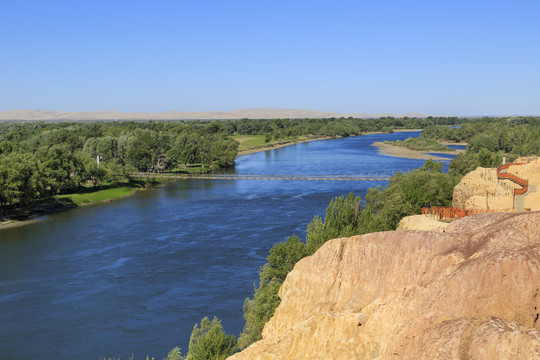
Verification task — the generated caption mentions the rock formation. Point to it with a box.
[229,212,540,359]
[397,214,449,231]
[452,157,540,211]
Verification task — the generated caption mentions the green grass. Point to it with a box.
[232,135,269,150]
[58,186,136,206]
[232,134,303,151]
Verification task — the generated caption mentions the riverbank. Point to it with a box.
[372,141,464,160]
[236,136,335,156]
[0,179,170,231]
[0,202,75,231]
[0,218,39,230]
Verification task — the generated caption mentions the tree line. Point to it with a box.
[425,118,540,176]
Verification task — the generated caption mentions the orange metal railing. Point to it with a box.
[420,162,530,221]
[496,163,528,196]
[421,206,500,222]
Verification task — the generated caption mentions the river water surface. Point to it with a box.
[0,131,453,359]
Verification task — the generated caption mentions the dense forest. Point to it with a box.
[0,121,241,216]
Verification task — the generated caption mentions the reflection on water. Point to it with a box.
[0,131,443,359]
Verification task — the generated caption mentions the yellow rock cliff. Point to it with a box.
[229,212,540,360]
[452,157,540,211]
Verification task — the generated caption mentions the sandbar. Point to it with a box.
[372,141,464,161]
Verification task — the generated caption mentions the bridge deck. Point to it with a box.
[131,173,392,181]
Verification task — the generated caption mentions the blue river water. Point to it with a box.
[0,131,451,359]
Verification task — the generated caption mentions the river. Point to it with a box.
[0,131,455,359]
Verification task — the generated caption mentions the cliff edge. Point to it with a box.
[229,212,540,359]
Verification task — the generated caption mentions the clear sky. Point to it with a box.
[1,0,539,116]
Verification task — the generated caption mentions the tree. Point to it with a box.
[238,280,281,349]
[126,132,159,171]
[421,159,443,172]
[40,144,83,194]
[468,133,498,152]
[185,317,237,360]
[260,235,308,285]
[83,155,109,187]
[0,161,18,213]
[238,235,308,348]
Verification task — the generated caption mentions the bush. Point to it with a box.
[185,317,237,360]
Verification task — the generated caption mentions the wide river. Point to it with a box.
[0,131,454,359]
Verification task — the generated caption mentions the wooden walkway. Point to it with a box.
[131,173,392,181]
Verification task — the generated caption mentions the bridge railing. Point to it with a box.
[421,206,502,222]
[496,163,528,195]
[128,168,423,181]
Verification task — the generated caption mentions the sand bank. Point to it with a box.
[372,141,460,160]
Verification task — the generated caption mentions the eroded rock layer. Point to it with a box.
[452,157,540,211]
[229,212,540,360]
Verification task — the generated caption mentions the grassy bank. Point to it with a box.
[234,135,336,156]
[233,135,272,151]
[0,179,171,231]
[58,185,137,206]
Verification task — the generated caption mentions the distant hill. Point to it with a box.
[0,109,431,121]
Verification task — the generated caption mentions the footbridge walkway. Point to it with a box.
[130,172,402,181]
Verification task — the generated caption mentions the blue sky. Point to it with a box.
[1,0,539,116]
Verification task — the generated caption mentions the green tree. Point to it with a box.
[0,160,18,213]
[238,235,308,348]
[40,144,83,194]
[260,235,309,285]
[165,347,183,360]
[126,132,160,171]
[83,156,109,187]
[185,317,237,360]
[8,153,47,211]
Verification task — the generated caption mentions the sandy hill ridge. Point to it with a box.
[0,109,430,121]
[229,211,540,359]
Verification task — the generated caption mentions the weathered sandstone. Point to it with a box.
[397,214,449,231]
[453,157,540,211]
[229,212,540,360]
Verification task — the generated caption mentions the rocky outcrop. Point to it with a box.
[452,157,540,211]
[229,212,540,360]
[397,214,449,231]
[452,167,515,210]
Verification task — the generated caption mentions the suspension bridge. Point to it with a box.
[129,170,413,181]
